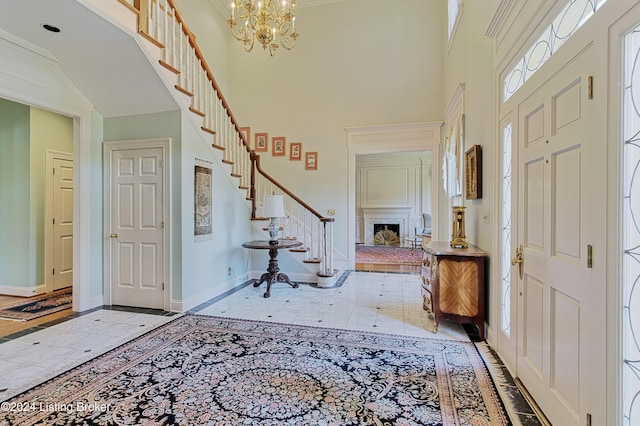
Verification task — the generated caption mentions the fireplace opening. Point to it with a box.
[373,224,400,245]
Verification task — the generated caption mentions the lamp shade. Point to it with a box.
[263,195,285,218]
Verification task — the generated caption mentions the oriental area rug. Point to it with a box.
[0,288,72,321]
[2,315,511,425]
[356,245,422,265]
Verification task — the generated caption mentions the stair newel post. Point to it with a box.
[250,152,258,219]
[319,219,334,276]
[242,140,249,188]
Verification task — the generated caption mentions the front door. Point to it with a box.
[515,46,605,425]
[107,144,166,309]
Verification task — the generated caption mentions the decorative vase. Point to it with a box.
[450,206,468,248]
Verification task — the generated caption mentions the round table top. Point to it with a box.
[242,239,303,250]
[404,236,423,243]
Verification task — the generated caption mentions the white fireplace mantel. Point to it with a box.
[362,207,413,245]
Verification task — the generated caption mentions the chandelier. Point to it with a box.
[228,0,299,56]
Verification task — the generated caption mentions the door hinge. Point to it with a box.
[587,244,593,268]
[53,218,55,225]
[588,76,593,100]
[52,268,55,275]
[161,221,164,229]
[586,412,592,426]
[160,160,164,168]
[162,283,165,290]
[53,167,55,175]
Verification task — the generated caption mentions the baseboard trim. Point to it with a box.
[0,285,40,297]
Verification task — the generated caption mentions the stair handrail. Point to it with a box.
[125,0,337,277]
[252,153,334,224]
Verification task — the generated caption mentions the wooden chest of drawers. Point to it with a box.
[421,241,488,340]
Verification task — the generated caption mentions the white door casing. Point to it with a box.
[104,139,170,310]
[515,46,605,425]
[45,151,74,292]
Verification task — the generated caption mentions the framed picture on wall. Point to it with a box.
[465,144,482,199]
[272,136,286,156]
[255,132,268,152]
[239,127,250,147]
[289,142,302,160]
[305,152,318,170]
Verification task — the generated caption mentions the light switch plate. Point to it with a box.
[482,210,490,224]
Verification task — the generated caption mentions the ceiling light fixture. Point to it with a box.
[228,0,299,57]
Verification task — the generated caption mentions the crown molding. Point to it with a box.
[214,0,348,13]
[484,0,517,38]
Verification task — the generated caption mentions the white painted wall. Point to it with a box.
[178,110,255,309]
[441,0,496,253]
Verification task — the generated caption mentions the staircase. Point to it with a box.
[113,0,341,284]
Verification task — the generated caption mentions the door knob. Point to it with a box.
[511,245,524,279]
[110,233,118,238]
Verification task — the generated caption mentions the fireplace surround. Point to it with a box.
[362,207,412,245]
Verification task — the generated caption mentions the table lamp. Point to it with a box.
[263,194,285,244]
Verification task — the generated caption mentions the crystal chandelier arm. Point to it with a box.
[228,0,297,56]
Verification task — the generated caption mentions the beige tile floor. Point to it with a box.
[194,270,469,341]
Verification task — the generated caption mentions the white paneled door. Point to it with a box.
[108,146,165,309]
[52,156,74,291]
[515,46,605,425]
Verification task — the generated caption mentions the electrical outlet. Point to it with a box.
[227,267,232,276]
[327,209,335,216]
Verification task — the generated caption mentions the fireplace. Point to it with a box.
[373,224,400,245]
[362,207,412,245]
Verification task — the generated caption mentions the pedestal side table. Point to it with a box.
[241,239,303,298]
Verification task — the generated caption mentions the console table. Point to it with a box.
[421,241,488,339]
[242,239,303,298]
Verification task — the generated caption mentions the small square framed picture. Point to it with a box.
[305,152,318,170]
[255,133,268,152]
[289,142,302,161]
[239,127,250,147]
[272,136,286,156]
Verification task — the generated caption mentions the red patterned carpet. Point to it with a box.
[356,245,422,265]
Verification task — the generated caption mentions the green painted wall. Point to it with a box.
[0,100,73,289]
[0,98,30,287]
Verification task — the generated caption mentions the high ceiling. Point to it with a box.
[0,0,177,117]
[0,0,351,117]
